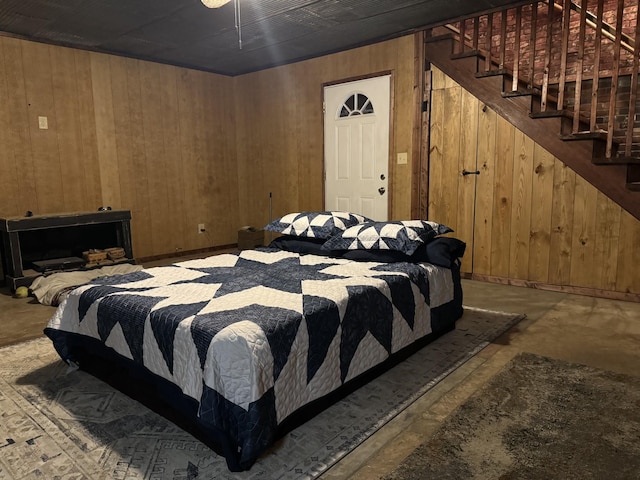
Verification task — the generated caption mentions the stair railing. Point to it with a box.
[445,0,640,161]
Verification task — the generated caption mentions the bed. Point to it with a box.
[44,212,465,471]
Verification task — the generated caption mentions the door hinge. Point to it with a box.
[422,100,428,112]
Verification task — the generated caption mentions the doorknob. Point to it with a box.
[462,169,481,176]
[378,187,386,195]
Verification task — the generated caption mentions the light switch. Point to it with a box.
[38,116,48,130]
[397,152,408,164]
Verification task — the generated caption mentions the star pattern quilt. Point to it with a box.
[44,248,461,471]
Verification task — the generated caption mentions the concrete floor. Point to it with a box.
[1,265,639,479]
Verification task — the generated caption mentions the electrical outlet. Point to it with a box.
[198,223,206,234]
[397,152,408,164]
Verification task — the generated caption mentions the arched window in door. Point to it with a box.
[339,93,374,117]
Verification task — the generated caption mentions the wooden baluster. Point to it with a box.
[573,0,588,133]
[473,17,480,51]
[557,0,572,111]
[625,0,640,156]
[499,10,507,73]
[512,5,522,93]
[590,0,604,132]
[459,18,467,55]
[606,0,625,158]
[541,0,554,112]
[528,3,538,90]
[485,12,494,73]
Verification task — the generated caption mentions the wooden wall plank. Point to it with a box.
[593,192,620,291]
[548,160,576,286]
[528,144,555,283]
[21,42,65,213]
[90,53,121,209]
[0,38,21,215]
[109,55,137,216]
[508,130,534,279]
[292,62,323,212]
[472,104,497,275]
[428,89,446,223]
[50,46,87,212]
[197,71,236,244]
[157,63,186,253]
[440,86,462,229]
[394,39,416,219]
[122,59,152,257]
[177,68,206,252]
[2,38,40,214]
[138,62,174,256]
[490,115,515,278]
[73,50,102,210]
[431,68,446,90]
[616,210,640,293]
[569,175,599,288]
[457,88,479,274]
[205,72,238,244]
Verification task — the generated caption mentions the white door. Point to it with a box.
[324,75,390,221]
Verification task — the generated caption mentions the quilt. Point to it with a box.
[44,248,460,471]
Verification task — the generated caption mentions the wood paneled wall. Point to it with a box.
[0,37,238,259]
[429,67,640,295]
[1,34,418,260]
[2,35,637,297]
[233,36,418,228]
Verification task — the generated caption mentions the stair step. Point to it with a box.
[503,89,537,98]
[476,69,508,78]
[530,109,571,119]
[451,49,482,60]
[592,156,640,165]
[560,131,609,142]
[425,33,455,44]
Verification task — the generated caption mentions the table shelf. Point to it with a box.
[0,210,134,291]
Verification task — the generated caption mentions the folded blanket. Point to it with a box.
[30,264,144,306]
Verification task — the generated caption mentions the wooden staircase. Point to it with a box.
[424,0,640,221]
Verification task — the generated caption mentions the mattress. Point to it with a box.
[44,248,463,471]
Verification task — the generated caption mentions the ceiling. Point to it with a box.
[0,0,525,76]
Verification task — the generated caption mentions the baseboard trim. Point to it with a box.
[464,273,640,303]
[138,244,238,264]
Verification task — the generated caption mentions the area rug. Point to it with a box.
[0,307,523,480]
[385,352,640,480]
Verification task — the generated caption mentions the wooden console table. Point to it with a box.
[0,210,134,291]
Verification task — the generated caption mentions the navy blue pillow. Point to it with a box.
[341,237,466,268]
[341,249,409,263]
[267,235,333,256]
[412,237,466,267]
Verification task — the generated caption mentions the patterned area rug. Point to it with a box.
[384,352,640,480]
[0,307,523,480]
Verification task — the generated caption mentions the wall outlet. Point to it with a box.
[38,116,48,130]
[397,152,408,164]
[198,223,206,234]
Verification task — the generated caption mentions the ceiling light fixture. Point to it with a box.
[201,0,231,8]
[200,0,243,50]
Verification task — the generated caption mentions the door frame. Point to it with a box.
[322,71,395,217]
